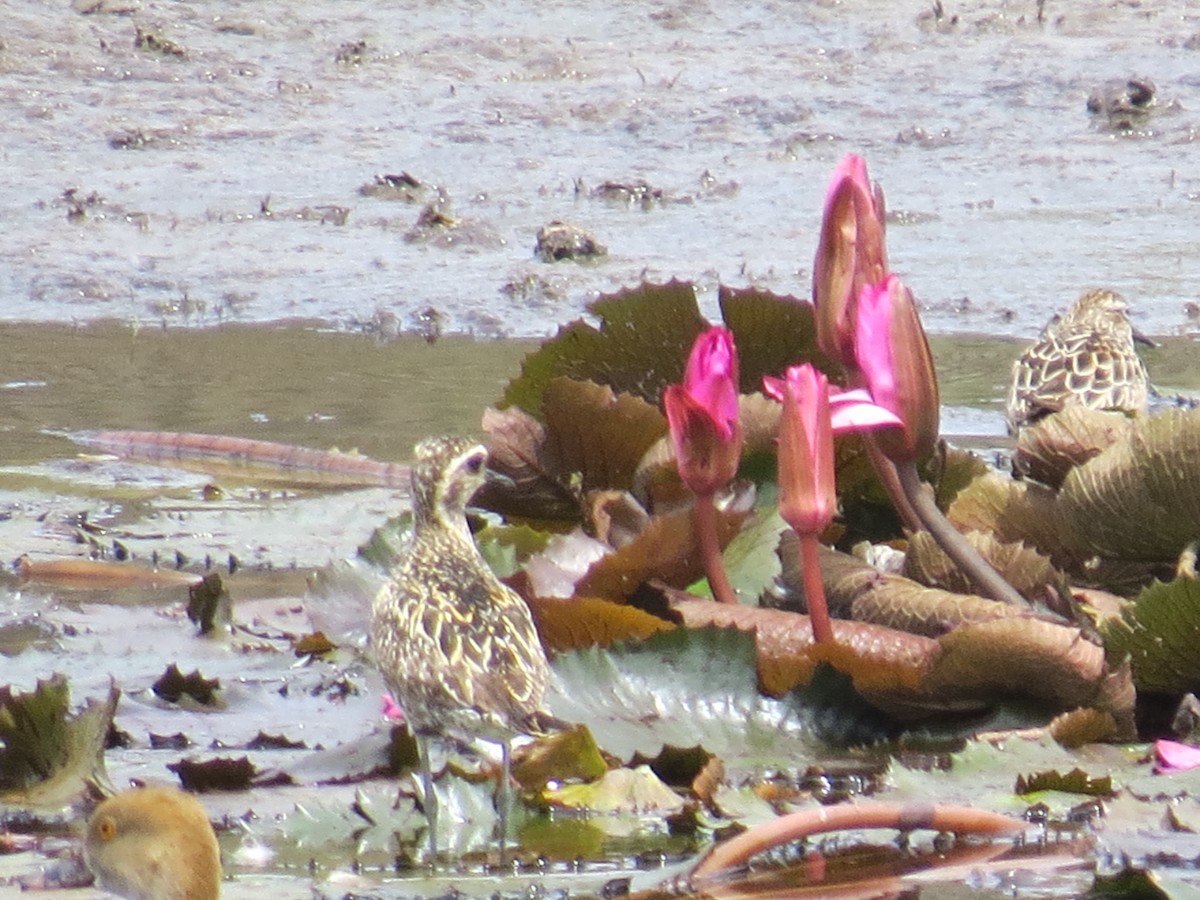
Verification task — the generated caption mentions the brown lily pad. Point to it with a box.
[1058,408,1200,562]
[528,595,676,652]
[541,377,667,493]
[1014,407,1135,488]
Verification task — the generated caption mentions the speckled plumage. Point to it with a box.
[1006,289,1150,433]
[370,436,548,855]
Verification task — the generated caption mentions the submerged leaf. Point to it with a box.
[168,756,260,792]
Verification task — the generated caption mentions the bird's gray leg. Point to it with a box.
[417,734,438,861]
[498,739,512,864]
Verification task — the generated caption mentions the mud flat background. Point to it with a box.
[2,0,1199,338]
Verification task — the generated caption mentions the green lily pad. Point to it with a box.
[1059,408,1200,561]
[717,285,836,389]
[1100,575,1200,694]
[0,674,118,806]
[500,280,707,414]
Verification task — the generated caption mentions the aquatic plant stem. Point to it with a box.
[864,436,922,532]
[894,459,1027,607]
[798,532,834,644]
[693,493,738,604]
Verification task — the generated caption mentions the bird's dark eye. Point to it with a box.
[465,453,486,474]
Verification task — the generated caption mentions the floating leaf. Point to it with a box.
[528,595,675,652]
[1014,407,1134,488]
[717,285,836,389]
[0,675,118,805]
[903,530,1070,611]
[512,724,607,789]
[1100,575,1200,694]
[1059,408,1200,561]
[479,405,581,522]
[668,596,941,717]
[575,500,749,601]
[541,377,667,493]
[948,472,1075,569]
[501,280,707,413]
[546,626,830,767]
[544,764,685,814]
[924,618,1133,733]
[1015,767,1114,797]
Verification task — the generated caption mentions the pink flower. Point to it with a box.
[813,154,888,372]
[1154,739,1200,774]
[664,327,743,496]
[854,275,940,462]
[764,365,902,535]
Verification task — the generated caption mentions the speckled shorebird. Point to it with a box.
[1006,289,1152,433]
[85,786,221,900]
[370,436,549,857]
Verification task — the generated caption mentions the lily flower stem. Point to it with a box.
[693,493,738,605]
[798,532,834,644]
[864,436,922,532]
[894,459,1027,607]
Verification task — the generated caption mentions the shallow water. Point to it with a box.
[2,0,1199,339]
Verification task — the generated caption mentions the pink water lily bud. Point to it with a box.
[664,327,744,496]
[813,154,888,371]
[855,275,940,462]
[771,364,837,537]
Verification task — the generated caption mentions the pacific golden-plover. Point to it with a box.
[370,436,548,858]
[1006,289,1152,433]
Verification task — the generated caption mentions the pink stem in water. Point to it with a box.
[799,532,834,644]
[693,493,738,605]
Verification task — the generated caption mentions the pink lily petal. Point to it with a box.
[1154,739,1200,773]
[381,693,406,722]
[830,395,905,432]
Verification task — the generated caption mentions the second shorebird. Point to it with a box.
[1005,288,1152,433]
[370,436,549,858]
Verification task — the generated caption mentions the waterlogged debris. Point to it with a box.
[151,665,221,708]
[292,631,336,658]
[168,756,262,792]
[186,572,230,635]
[0,674,118,806]
[535,221,607,263]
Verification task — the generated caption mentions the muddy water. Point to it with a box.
[2,0,1199,340]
